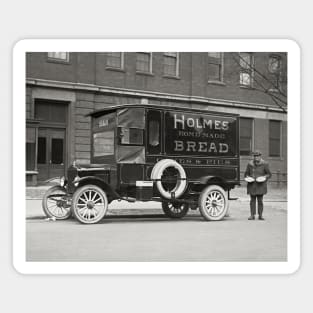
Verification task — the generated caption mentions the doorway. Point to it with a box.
[37,128,66,182]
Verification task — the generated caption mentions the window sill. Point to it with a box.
[240,85,255,90]
[162,75,180,80]
[268,88,281,93]
[47,58,71,65]
[26,171,39,175]
[267,156,284,160]
[208,80,226,86]
[136,71,154,77]
[105,67,125,73]
[240,156,253,160]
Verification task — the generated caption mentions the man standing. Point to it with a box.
[244,150,272,220]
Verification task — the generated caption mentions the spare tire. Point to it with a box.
[151,159,187,199]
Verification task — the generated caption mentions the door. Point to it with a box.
[37,128,66,182]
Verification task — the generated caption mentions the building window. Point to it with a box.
[106,52,124,69]
[240,118,253,155]
[208,52,223,82]
[269,120,281,157]
[136,52,152,73]
[26,127,36,170]
[239,52,254,87]
[163,52,179,77]
[268,55,282,91]
[47,52,69,62]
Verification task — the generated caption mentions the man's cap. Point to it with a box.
[251,150,262,156]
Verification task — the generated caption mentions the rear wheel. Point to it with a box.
[42,186,71,220]
[162,202,189,218]
[198,185,228,221]
[72,185,108,224]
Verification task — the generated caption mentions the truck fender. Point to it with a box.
[74,176,119,199]
[199,175,227,188]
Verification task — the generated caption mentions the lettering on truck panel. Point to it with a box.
[167,112,236,156]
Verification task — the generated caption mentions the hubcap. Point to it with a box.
[87,201,95,209]
[56,199,65,207]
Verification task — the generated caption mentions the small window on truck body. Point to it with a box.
[117,107,145,146]
[119,127,144,145]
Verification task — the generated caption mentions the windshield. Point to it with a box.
[92,112,116,158]
[93,131,114,157]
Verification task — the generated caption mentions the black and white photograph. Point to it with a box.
[3,0,313,311]
[14,39,299,274]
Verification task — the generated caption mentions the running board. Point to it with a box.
[120,197,136,203]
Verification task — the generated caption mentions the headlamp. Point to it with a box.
[60,176,65,187]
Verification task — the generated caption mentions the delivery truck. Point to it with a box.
[42,104,240,224]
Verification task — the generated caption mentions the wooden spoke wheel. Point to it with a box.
[72,185,108,224]
[162,201,189,219]
[198,185,228,221]
[42,186,71,220]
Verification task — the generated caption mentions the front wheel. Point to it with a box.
[198,185,228,221]
[162,202,189,218]
[42,185,72,220]
[72,185,108,224]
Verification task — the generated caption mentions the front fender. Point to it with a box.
[72,176,119,200]
[43,176,66,187]
[73,175,103,186]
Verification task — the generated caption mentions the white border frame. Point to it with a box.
[13,39,300,274]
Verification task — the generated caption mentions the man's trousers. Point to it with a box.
[250,195,264,216]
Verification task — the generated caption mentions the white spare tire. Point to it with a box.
[151,159,187,199]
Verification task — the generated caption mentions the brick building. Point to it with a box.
[26,52,287,185]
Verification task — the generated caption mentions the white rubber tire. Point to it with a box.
[199,185,229,221]
[151,159,187,199]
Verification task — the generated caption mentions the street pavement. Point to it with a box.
[25,188,287,262]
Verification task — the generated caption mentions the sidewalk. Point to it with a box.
[231,185,287,202]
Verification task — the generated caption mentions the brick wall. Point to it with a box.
[27,52,287,109]
[26,87,32,119]
[74,92,94,164]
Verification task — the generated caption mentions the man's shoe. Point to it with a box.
[258,216,265,220]
[248,216,255,220]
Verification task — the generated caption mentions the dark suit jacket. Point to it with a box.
[244,159,272,195]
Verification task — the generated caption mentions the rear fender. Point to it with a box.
[199,176,228,190]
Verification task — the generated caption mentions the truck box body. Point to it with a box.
[86,105,240,191]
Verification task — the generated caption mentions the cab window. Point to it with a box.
[147,109,162,154]
[149,121,159,146]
